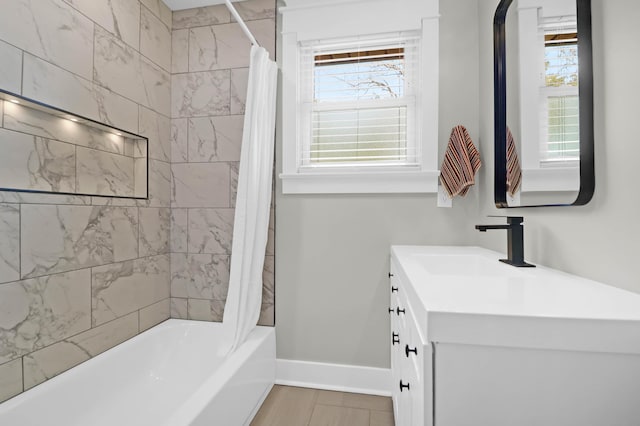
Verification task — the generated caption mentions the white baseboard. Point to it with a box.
[276,359,391,396]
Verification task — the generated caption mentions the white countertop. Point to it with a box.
[391,246,640,354]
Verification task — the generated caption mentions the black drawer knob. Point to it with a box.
[396,307,405,315]
[388,272,394,277]
[391,286,398,293]
[392,332,400,345]
[399,380,410,392]
[388,307,394,314]
[405,345,418,357]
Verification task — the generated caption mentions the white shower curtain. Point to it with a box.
[219,45,278,356]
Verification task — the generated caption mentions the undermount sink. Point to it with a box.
[413,253,518,276]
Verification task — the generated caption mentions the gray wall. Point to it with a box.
[475,0,640,295]
[0,0,173,403]
[275,0,482,368]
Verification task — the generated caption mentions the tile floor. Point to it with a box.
[251,385,395,426]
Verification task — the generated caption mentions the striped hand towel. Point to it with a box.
[506,127,522,197]
[440,125,481,198]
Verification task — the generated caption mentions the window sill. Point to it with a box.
[280,170,439,194]
[522,167,580,192]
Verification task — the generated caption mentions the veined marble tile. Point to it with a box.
[171,118,188,163]
[247,18,277,61]
[0,191,90,205]
[0,204,20,284]
[188,24,251,72]
[234,0,276,21]
[134,158,148,199]
[258,303,274,327]
[141,5,171,72]
[170,208,188,253]
[170,297,188,319]
[0,41,22,94]
[188,115,243,162]
[76,147,135,197]
[23,311,138,390]
[229,161,239,208]
[0,359,23,403]
[171,29,189,74]
[141,0,173,29]
[0,129,76,193]
[172,5,230,30]
[0,0,93,79]
[139,106,171,163]
[267,208,275,256]
[171,163,230,208]
[91,196,137,207]
[139,208,170,257]
[187,298,225,322]
[92,254,170,326]
[171,253,230,300]
[3,102,127,156]
[230,68,249,115]
[65,0,140,49]
[21,205,138,278]
[187,208,234,254]
[139,298,170,332]
[0,269,91,364]
[171,70,231,118]
[259,255,275,326]
[138,159,171,207]
[22,54,138,134]
[94,27,171,117]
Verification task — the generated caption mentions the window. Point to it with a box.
[280,0,440,194]
[539,30,579,166]
[300,36,419,168]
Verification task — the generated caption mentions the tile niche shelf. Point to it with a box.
[0,90,148,200]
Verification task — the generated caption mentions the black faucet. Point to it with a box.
[475,216,535,268]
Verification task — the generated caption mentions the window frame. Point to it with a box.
[299,36,420,170]
[280,0,440,194]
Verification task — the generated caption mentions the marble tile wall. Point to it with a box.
[0,0,173,403]
[0,101,148,198]
[169,0,276,326]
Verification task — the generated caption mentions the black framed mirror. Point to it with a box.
[494,0,594,207]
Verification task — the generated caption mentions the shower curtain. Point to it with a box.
[219,45,278,356]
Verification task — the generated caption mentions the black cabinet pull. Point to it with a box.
[391,286,398,293]
[405,345,418,357]
[388,307,394,313]
[388,272,394,277]
[396,307,405,315]
[399,380,410,392]
[392,332,400,345]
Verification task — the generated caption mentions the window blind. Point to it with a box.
[299,35,420,167]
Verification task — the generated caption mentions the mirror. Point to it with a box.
[494,0,594,207]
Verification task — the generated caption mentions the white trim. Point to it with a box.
[281,170,438,194]
[521,167,579,192]
[280,0,440,194]
[276,359,392,396]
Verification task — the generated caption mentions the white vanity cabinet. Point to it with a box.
[389,259,429,426]
[390,246,640,426]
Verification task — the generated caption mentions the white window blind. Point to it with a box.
[299,34,420,169]
[540,30,579,165]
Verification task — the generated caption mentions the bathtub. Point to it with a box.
[0,319,276,426]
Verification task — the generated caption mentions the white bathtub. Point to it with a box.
[0,319,276,426]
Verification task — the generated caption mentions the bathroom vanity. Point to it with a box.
[389,246,640,426]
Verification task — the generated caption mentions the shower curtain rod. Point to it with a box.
[224,0,260,46]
